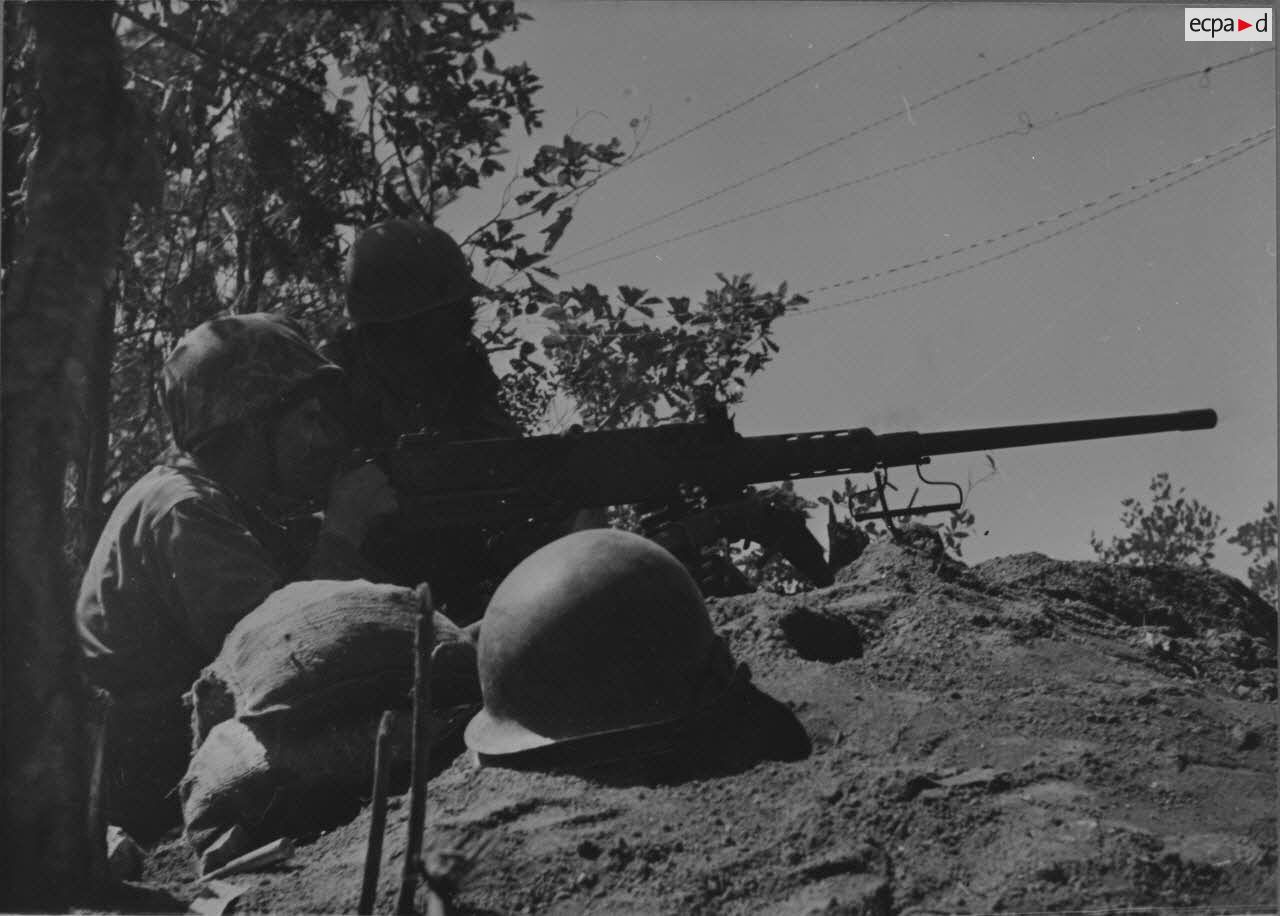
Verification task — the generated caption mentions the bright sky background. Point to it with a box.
[443,2,1277,578]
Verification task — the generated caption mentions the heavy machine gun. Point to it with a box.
[377,407,1217,590]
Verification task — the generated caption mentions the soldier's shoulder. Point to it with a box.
[120,460,237,522]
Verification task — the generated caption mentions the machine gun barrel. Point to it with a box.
[721,408,1219,484]
[376,407,1217,590]
[382,408,1218,529]
[913,408,1218,461]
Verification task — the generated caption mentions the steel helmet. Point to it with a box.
[464,528,740,759]
[162,313,342,452]
[344,220,488,325]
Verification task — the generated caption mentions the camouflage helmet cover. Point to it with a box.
[464,528,739,758]
[162,313,341,451]
[344,220,488,324]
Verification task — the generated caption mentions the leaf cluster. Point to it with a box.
[1227,499,1277,604]
[528,274,803,431]
[1089,472,1226,568]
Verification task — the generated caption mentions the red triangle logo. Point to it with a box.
[1238,18,1252,30]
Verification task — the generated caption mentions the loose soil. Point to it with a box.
[140,537,1277,914]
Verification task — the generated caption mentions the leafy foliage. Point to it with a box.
[92,0,622,496]
[6,5,613,499]
[535,274,802,430]
[1227,500,1277,604]
[5,1,806,589]
[2,3,34,272]
[1089,472,1226,568]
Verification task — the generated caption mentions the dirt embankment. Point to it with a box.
[144,537,1277,915]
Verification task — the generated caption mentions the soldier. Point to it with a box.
[323,219,519,449]
[325,220,826,606]
[77,313,398,839]
[322,220,546,620]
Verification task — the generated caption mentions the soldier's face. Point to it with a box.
[272,396,347,499]
[362,301,475,360]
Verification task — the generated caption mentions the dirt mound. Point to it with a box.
[143,539,1276,914]
[969,550,1276,642]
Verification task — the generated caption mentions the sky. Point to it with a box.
[442,2,1277,578]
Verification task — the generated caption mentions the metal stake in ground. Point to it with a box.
[396,585,434,915]
[359,710,396,915]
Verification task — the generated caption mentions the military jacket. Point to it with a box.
[76,450,378,696]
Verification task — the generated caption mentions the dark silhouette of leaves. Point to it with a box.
[1090,472,1227,569]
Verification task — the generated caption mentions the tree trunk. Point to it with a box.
[1,3,137,908]
[79,282,118,563]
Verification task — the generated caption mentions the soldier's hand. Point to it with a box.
[322,462,399,547]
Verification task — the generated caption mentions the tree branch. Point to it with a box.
[111,3,321,103]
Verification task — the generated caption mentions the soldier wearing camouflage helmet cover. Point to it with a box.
[76,313,399,839]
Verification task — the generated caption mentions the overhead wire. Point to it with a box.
[553,46,1275,275]
[920,253,1268,434]
[616,3,934,172]
[483,6,929,292]
[908,267,1253,523]
[484,5,931,291]
[828,123,1271,512]
[791,125,1276,315]
[549,5,1139,271]
[479,124,1273,340]
[770,123,1274,442]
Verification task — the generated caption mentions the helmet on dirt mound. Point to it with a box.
[162,313,342,452]
[344,220,488,325]
[464,528,740,758]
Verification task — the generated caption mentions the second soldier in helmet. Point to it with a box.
[322,221,523,620]
[324,219,520,449]
[324,220,600,620]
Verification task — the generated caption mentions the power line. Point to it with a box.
[550,6,1139,271]
[486,7,929,292]
[610,5,933,174]
[556,47,1274,275]
[479,124,1273,341]
[791,126,1275,315]
[797,125,1274,302]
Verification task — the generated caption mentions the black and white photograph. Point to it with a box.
[1,2,1276,913]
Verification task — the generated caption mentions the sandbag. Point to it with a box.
[180,712,423,853]
[189,579,478,746]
